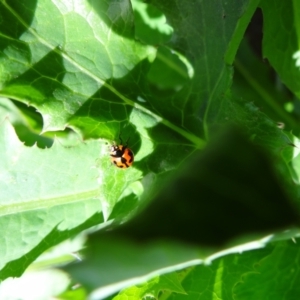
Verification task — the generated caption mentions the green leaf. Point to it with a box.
[112,273,186,300]
[150,0,251,137]
[260,0,300,98]
[132,0,173,45]
[0,97,52,147]
[147,46,190,90]
[0,0,155,132]
[0,118,105,279]
[225,0,261,64]
[162,240,274,300]
[65,127,299,298]
[0,269,70,299]
[233,40,300,132]
[234,239,300,300]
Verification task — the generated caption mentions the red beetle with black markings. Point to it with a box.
[110,138,134,168]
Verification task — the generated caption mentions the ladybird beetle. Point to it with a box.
[110,138,134,168]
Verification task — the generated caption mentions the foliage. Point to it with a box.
[0,0,300,299]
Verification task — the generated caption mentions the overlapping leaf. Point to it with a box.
[0,117,104,278]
